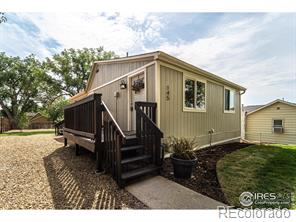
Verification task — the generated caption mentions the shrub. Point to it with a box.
[164,137,198,160]
[17,113,29,130]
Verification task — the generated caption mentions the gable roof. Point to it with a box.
[247,99,296,116]
[28,112,49,121]
[85,51,246,92]
[26,112,36,118]
[243,105,264,113]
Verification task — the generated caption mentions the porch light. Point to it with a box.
[120,80,127,89]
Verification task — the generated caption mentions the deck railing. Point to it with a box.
[135,102,163,166]
[63,95,163,185]
[64,94,102,139]
[64,93,103,171]
[102,101,126,185]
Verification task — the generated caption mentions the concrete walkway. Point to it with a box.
[126,176,226,209]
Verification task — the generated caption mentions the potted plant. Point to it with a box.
[164,137,198,179]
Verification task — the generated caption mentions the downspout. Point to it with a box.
[239,89,246,141]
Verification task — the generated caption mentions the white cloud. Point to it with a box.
[15,12,164,58]
[1,13,295,105]
[0,21,54,58]
[146,14,295,104]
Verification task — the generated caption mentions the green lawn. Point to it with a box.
[0,129,54,136]
[217,144,296,209]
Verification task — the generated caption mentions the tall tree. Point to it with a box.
[41,97,69,124]
[0,53,50,128]
[45,47,117,97]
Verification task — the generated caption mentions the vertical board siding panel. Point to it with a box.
[169,69,173,136]
[93,77,128,131]
[89,59,153,91]
[160,65,241,146]
[146,64,156,102]
[176,69,182,137]
[87,59,154,131]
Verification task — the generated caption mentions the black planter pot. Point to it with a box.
[170,154,197,179]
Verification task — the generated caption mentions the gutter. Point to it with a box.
[240,89,246,95]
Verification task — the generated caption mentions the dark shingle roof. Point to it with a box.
[242,105,264,113]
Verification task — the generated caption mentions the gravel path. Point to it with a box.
[0,134,148,209]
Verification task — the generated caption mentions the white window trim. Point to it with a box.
[272,118,284,127]
[272,118,285,134]
[224,86,236,114]
[183,72,207,113]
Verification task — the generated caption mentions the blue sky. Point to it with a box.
[0,12,295,105]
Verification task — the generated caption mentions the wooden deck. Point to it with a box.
[63,93,163,187]
[63,131,95,153]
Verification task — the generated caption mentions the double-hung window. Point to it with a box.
[224,87,235,113]
[183,74,206,112]
[273,119,284,133]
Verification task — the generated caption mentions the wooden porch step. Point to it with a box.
[121,145,144,152]
[125,135,137,139]
[121,154,151,164]
[121,165,159,180]
[124,136,138,146]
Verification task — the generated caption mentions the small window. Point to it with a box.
[184,79,195,108]
[273,119,284,133]
[196,81,206,109]
[224,88,235,112]
[183,75,206,111]
[273,119,283,127]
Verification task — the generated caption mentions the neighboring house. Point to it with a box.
[70,51,246,147]
[243,99,296,144]
[241,105,264,139]
[0,116,10,133]
[28,113,53,129]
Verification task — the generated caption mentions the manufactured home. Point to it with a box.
[63,51,246,186]
[243,99,296,144]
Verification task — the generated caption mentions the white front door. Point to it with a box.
[130,73,146,131]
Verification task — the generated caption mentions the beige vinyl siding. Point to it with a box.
[92,64,156,131]
[246,102,296,144]
[89,59,153,90]
[159,65,241,146]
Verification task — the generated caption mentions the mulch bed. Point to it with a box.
[161,142,252,204]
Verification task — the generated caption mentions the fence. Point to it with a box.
[0,117,10,133]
